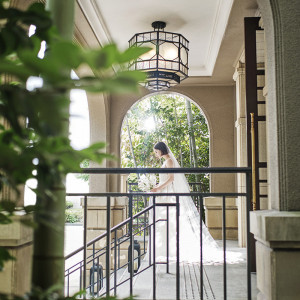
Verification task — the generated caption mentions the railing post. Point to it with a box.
[106,196,111,297]
[129,195,134,296]
[114,230,117,296]
[97,256,100,297]
[79,261,82,293]
[166,206,169,273]
[176,195,180,300]
[83,196,87,298]
[222,195,227,300]
[67,269,70,297]
[149,223,152,267]
[153,196,156,300]
[200,195,203,300]
[246,172,252,300]
[91,243,95,295]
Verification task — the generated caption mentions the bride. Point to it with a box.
[148,141,231,264]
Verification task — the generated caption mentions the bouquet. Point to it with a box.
[138,174,157,192]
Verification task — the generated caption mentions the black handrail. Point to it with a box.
[65,204,153,260]
[75,167,251,174]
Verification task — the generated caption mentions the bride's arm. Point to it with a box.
[150,159,174,192]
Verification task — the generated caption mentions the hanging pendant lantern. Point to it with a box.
[129,21,189,91]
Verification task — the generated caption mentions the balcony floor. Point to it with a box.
[65,225,258,299]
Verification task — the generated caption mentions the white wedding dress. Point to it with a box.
[147,153,243,265]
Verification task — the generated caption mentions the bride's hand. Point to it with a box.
[150,186,160,193]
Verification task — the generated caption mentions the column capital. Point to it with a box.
[235,117,246,128]
[250,210,300,247]
[233,66,245,82]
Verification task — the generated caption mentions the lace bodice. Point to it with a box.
[159,158,174,193]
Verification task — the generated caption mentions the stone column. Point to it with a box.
[251,1,300,299]
[84,92,131,275]
[233,64,248,246]
[204,197,238,239]
[251,211,300,299]
[85,197,127,272]
[0,216,33,295]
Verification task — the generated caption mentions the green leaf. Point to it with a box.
[0,247,15,271]
[0,200,16,213]
[117,70,147,81]
[118,46,152,63]
[90,44,119,69]
[50,41,82,69]
[0,59,33,81]
[24,205,36,214]
[0,213,12,225]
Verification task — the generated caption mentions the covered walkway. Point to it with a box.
[65,225,257,299]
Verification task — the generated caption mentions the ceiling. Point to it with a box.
[77,0,258,85]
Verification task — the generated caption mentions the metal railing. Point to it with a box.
[64,167,252,300]
[127,181,204,236]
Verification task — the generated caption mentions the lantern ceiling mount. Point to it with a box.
[151,21,166,30]
[129,21,189,91]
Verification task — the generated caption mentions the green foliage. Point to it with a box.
[65,209,82,223]
[65,201,73,209]
[121,94,210,190]
[76,159,90,182]
[0,0,149,280]
[0,247,15,272]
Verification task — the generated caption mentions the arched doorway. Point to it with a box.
[120,92,210,192]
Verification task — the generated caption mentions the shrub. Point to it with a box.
[65,209,83,223]
[66,201,74,209]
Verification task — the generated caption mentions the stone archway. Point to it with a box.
[110,86,236,193]
[119,91,211,170]
[113,89,239,240]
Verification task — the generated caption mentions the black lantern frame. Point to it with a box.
[129,21,189,91]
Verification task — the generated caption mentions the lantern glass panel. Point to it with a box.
[159,42,178,61]
[158,59,166,69]
[150,32,158,41]
[150,60,157,69]
[159,32,166,41]
[180,47,188,65]
[140,42,156,60]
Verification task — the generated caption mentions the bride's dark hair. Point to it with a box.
[154,142,169,155]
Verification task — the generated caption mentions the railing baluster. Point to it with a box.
[106,196,111,297]
[67,269,70,297]
[153,196,156,300]
[144,195,147,237]
[246,172,252,300]
[129,194,134,296]
[176,195,180,300]
[200,195,203,300]
[149,224,152,267]
[79,261,82,293]
[167,206,169,273]
[118,238,120,269]
[222,195,227,300]
[83,196,87,299]
[92,243,95,295]
[114,230,117,296]
[97,256,100,297]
